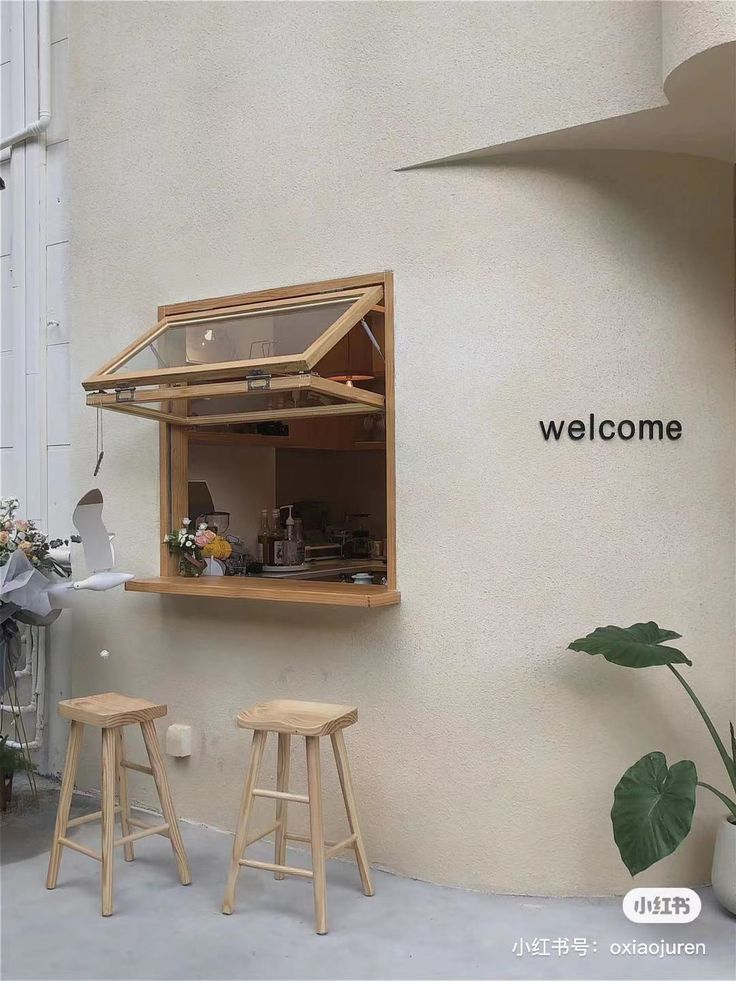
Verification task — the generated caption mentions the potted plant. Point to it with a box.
[164,519,209,577]
[568,621,736,914]
[0,734,38,811]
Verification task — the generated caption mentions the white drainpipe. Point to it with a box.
[0,1,51,754]
[2,628,46,752]
[0,0,51,154]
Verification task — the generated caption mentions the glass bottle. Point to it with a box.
[257,509,270,564]
[283,505,297,565]
[294,517,305,565]
[271,508,285,566]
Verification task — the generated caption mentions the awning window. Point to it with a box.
[83,284,385,425]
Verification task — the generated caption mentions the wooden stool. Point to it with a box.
[221,699,374,934]
[46,692,191,916]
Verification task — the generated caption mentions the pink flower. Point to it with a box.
[19,540,33,554]
[15,519,29,531]
[0,531,8,545]
[195,529,216,547]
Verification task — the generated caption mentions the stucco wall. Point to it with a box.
[67,2,735,895]
[661,1,736,80]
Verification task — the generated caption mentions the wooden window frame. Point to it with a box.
[85,374,386,426]
[121,272,399,608]
[82,285,384,390]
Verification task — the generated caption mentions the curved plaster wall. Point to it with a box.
[661,0,736,80]
[402,0,736,167]
[67,2,735,896]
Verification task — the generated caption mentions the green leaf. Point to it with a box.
[730,722,736,769]
[611,752,697,876]
[568,621,691,668]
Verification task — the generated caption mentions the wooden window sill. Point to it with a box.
[125,576,401,608]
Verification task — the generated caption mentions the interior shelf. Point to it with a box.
[187,431,384,451]
[125,577,401,608]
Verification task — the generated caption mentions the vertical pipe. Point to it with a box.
[0,1,51,152]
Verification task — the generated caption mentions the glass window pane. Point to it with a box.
[111,401,179,417]
[189,389,344,418]
[107,388,354,422]
[113,298,358,374]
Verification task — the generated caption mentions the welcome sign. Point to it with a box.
[540,415,682,441]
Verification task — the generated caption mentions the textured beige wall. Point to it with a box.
[661,1,736,80]
[67,2,734,895]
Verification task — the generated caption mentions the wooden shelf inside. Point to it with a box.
[125,576,401,608]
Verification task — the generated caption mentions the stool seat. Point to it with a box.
[58,692,167,728]
[236,699,357,736]
[48,692,190,916]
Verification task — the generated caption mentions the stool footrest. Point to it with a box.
[115,822,169,847]
[285,831,356,854]
[252,788,308,803]
[58,837,102,862]
[120,759,153,776]
[325,834,357,859]
[128,816,170,837]
[66,806,120,829]
[240,857,313,879]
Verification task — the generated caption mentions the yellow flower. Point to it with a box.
[202,535,232,560]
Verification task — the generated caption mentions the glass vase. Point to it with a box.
[178,555,203,578]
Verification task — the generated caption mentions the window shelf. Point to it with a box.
[125,576,401,608]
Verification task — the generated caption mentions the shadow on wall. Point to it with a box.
[415,148,732,305]
[387,147,734,892]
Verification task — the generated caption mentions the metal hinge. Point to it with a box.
[246,374,271,392]
[114,385,136,402]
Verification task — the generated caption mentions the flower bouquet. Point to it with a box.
[0,497,71,691]
[164,519,212,577]
[0,496,72,801]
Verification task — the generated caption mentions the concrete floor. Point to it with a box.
[1,782,734,981]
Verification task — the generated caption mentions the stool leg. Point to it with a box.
[222,729,267,914]
[115,728,134,862]
[331,730,374,897]
[140,719,191,885]
[274,733,291,879]
[101,728,117,916]
[306,736,327,935]
[46,720,84,889]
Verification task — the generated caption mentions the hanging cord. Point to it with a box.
[93,407,104,476]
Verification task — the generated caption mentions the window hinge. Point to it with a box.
[246,374,271,392]
[115,385,136,402]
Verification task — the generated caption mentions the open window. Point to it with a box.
[84,273,399,608]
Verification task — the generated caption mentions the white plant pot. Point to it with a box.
[711,816,736,915]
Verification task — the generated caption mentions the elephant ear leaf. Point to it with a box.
[568,621,691,668]
[611,752,697,876]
